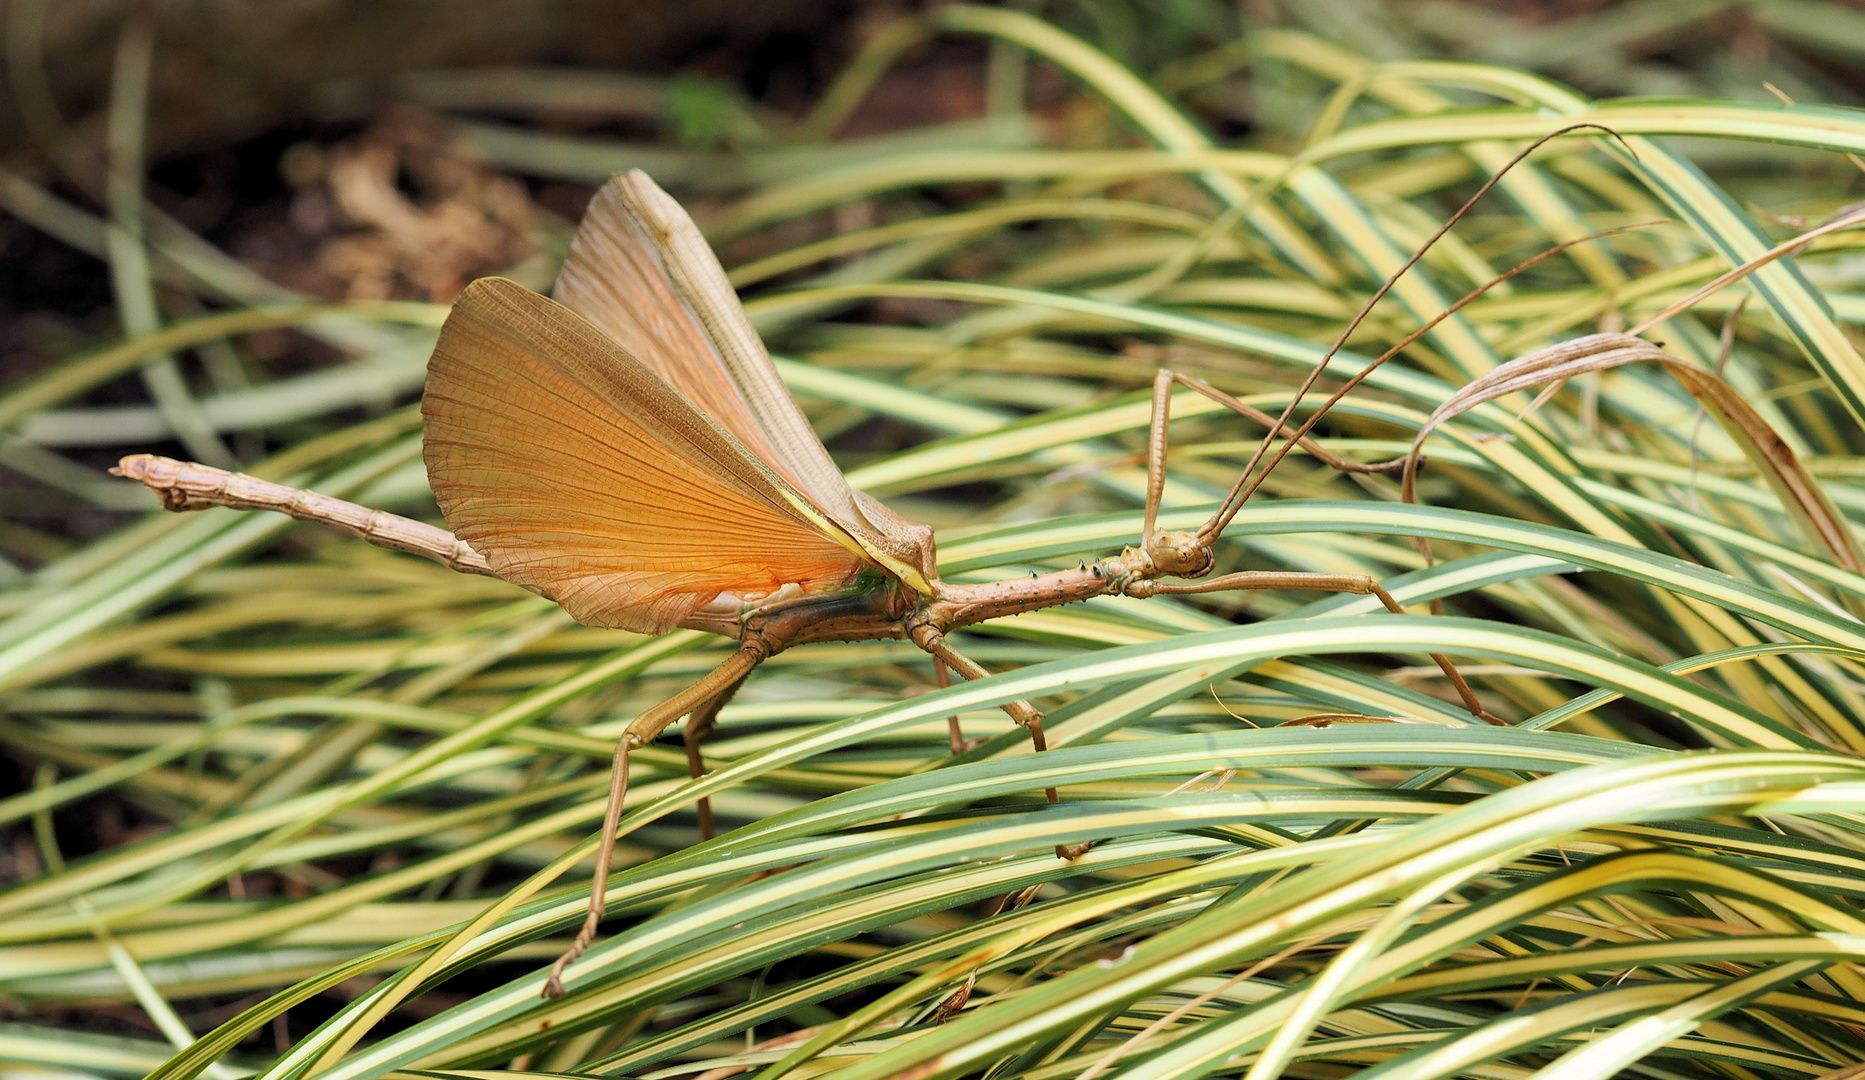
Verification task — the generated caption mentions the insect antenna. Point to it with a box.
[1105,126,1650,729]
[1195,122,1639,546]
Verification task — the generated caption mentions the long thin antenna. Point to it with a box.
[1197,122,1637,543]
[1219,219,1663,517]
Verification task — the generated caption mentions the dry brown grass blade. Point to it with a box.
[1401,333,1865,580]
[1668,360,1865,576]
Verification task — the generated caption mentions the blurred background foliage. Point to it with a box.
[14,2,1865,1080]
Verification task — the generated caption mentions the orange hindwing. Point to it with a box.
[423,278,869,635]
[552,171,936,592]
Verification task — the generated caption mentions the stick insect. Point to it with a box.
[117,168,1510,998]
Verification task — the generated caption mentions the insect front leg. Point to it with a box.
[1125,571,1505,725]
[1130,375,1498,725]
[1137,369,1407,576]
[545,643,766,998]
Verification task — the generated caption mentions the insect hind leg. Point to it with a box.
[544,643,765,998]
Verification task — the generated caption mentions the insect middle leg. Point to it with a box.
[1126,571,1505,724]
[932,657,986,754]
[682,669,751,843]
[908,625,1090,858]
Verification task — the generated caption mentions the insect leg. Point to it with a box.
[683,670,751,843]
[545,644,765,998]
[1163,370,1407,479]
[909,626,1086,859]
[112,454,493,576]
[1142,368,1173,553]
[1136,369,1410,581]
[1127,571,1504,725]
[910,628,1046,753]
[931,657,975,755]
[1141,368,1402,550]
[1133,389,1499,726]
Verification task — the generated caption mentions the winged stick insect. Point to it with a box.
[117,168,1501,998]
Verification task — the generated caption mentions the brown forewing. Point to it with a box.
[550,174,801,486]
